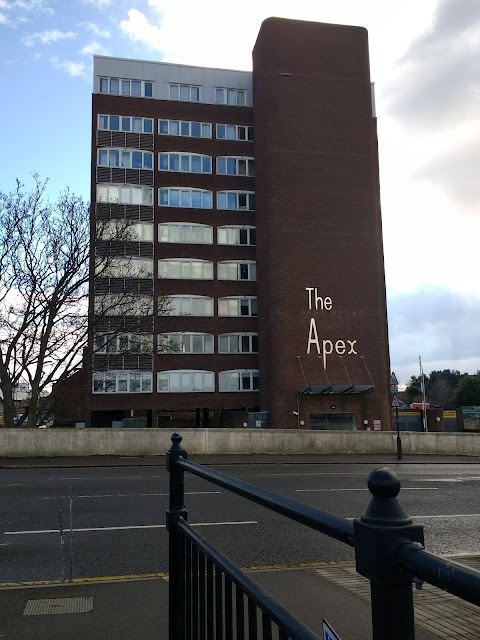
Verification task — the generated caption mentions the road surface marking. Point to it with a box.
[295,487,439,492]
[41,491,221,499]
[413,514,480,519]
[48,475,166,480]
[418,477,480,482]
[257,472,365,477]
[4,520,257,535]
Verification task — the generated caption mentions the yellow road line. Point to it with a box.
[0,561,351,588]
[73,572,168,583]
[242,560,352,571]
[0,572,169,588]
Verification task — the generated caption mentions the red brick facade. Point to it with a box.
[252,18,391,430]
[87,17,391,431]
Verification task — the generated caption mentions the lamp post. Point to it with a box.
[390,372,402,460]
[395,405,402,460]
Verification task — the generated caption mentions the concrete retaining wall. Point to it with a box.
[1,429,480,457]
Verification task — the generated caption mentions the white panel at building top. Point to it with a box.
[93,56,253,106]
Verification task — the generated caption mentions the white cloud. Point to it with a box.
[22,29,77,47]
[118,0,434,71]
[81,40,109,55]
[78,21,111,38]
[416,132,480,211]
[0,0,51,10]
[0,0,53,17]
[387,0,480,130]
[62,61,86,76]
[119,8,164,51]
[388,288,480,383]
[81,0,111,8]
[119,3,261,67]
[50,56,86,77]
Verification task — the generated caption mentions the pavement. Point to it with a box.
[1,452,480,468]
[2,454,480,639]
[3,558,480,639]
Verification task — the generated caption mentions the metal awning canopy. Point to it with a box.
[299,384,374,396]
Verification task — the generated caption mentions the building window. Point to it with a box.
[94,294,153,316]
[218,333,258,354]
[215,88,246,106]
[158,333,214,354]
[217,261,256,281]
[98,221,154,242]
[216,157,254,177]
[169,84,200,102]
[216,124,254,141]
[218,297,257,317]
[98,78,153,98]
[96,257,153,278]
[159,188,212,209]
[217,191,255,211]
[158,223,213,244]
[98,149,153,170]
[158,259,213,280]
[219,370,259,392]
[94,333,153,354]
[93,371,153,393]
[97,184,153,206]
[217,226,256,246]
[157,370,214,392]
[216,124,253,141]
[159,153,212,174]
[98,115,153,134]
[166,296,214,317]
[159,120,212,138]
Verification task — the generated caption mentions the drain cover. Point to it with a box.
[24,597,93,616]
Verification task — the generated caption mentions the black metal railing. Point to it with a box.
[166,433,480,639]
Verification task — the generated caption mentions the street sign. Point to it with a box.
[391,394,401,408]
[323,619,341,640]
[390,372,398,386]
[390,385,398,394]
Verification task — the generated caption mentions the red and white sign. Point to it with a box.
[391,394,401,408]
[390,372,399,394]
[373,419,382,431]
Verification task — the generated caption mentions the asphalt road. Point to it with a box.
[2,461,480,584]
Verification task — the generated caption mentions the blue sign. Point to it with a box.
[323,618,341,640]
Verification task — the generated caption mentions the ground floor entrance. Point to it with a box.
[310,413,357,430]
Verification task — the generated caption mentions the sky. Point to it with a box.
[1,0,479,385]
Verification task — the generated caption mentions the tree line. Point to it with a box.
[403,370,480,408]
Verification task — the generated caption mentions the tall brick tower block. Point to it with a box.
[253,18,391,430]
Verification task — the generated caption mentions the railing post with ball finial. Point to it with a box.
[166,432,187,640]
[354,468,425,640]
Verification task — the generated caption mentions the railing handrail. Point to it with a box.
[175,455,355,547]
[397,545,480,607]
[167,433,480,640]
[177,517,320,640]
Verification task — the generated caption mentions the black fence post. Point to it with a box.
[166,432,188,640]
[354,468,424,640]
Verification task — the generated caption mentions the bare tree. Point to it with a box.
[0,176,94,427]
[0,175,165,428]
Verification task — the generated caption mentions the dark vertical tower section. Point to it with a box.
[253,18,391,430]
